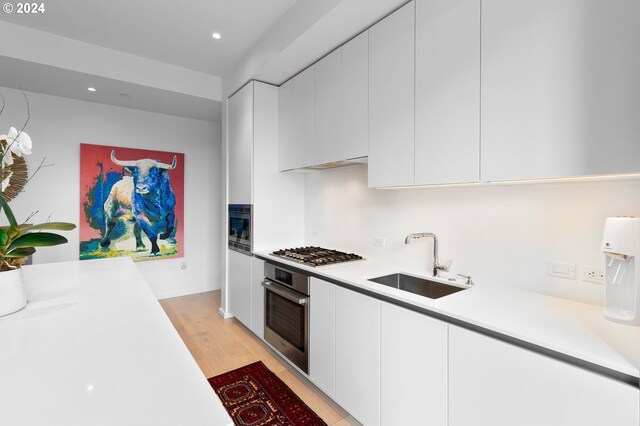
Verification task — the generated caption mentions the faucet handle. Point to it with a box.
[444,259,453,272]
[457,273,474,285]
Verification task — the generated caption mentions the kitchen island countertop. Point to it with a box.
[0,257,232,426]
[255,250,640,381]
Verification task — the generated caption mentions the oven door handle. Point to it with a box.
[262,280,308,305]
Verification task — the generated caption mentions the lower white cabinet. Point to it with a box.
[309,278,336,397]
[250,257,265,339]
[335,286,381,426]
[380,302,448,426]
[448,325,640,426]
[227,249,252,327]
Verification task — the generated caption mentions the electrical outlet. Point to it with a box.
[311,230,320,239]
[582,266,604,285]
[181,261,187,270]
[373,237,386,248]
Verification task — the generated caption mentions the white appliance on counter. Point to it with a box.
[602,216,640,325]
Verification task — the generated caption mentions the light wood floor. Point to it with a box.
[159,290,361,426]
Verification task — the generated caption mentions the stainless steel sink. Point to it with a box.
[368,273,467,299]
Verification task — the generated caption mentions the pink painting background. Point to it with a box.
[79,143,185,258]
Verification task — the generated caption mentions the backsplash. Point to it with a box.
[304,165,640,305]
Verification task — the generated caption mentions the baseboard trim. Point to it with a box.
[156,284,220,300]
[218,307,233,319]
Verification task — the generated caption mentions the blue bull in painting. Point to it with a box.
[100,150,177,255]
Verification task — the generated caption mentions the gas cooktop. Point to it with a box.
[271,246,364,267]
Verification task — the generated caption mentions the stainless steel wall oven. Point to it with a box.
[262,262,309,373]
[228,204,252,255]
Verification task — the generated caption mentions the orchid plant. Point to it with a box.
[0,93,76,272]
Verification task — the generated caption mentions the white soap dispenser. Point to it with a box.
[601,217,640,325]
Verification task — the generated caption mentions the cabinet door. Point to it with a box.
[278,66,315,171]
[341,31,368,161]
[315,49,342,165]
[250,257,265,339]
[368,1,415,188]
[227,249,252,328]
[449,326,640,426]
[415,0,479,185]
[227,82,253,204]
[335,286,381,426]
[309,278,335,397]
[380,303,447,426]
[481,0,640,181]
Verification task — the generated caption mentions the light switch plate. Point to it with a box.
[373,237,386,248]
[547,261,576,280]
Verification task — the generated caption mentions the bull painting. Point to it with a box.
[79,144,184,261]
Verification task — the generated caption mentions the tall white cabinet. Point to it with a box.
[340,31,368,162]
[414,0,480,185]
[368,1,415,188]
[227,81,304,326]
[481,0,640,181]
[448,326,640,426]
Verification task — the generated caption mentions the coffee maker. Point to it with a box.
[601,217,640,325]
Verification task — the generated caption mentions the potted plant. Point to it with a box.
[0,94,76,316]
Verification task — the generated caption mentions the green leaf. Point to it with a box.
[3,247,36,258]
[0,195,18,232]
[7,232,68,251]
[21,222,77,232]
[0,228,7,247]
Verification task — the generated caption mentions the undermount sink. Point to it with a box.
[368,273,467,299]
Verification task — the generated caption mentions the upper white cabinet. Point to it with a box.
[414,0,480,185]
[340,31,369,162]
[309,277,336,398]
[315,49,342,165]
[380,302,448,426]
[449,325,640,426]
[278,66,315,171]
[368,1,415,188]
[481,0,640,181]
[335,286,381,426]
[227,83,253,204]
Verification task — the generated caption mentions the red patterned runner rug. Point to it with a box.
[208,361,328,426]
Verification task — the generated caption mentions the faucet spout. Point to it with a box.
[404,232,444,277]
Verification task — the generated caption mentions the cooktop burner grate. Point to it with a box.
[271,246,364,267]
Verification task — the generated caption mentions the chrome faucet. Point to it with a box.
[405,233,451,277]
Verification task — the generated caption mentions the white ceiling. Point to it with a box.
[0,0,299,76]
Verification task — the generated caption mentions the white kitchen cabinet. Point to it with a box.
[340,31,368,162]
[368,1,415,188]
[335,286,381,426]
[309,277,336,397]
[414,0,480,185]
[380,302,448,426]
[227,82,253,204]
[481,0,640,181]
[315,49,342,165]
[250,257,265,339]
[227,249,252,328]
[449,325,640,426]
[278,66,315,171]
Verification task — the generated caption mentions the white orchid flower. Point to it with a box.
[0,127,33,157]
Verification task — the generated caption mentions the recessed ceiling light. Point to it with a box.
[212,32,221,40]
[87,87,96,92]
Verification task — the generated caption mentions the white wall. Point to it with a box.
[0,88,222,299]
[305,165,640,305]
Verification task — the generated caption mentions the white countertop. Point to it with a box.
[256,251,640,380]
[0,257,232,426]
